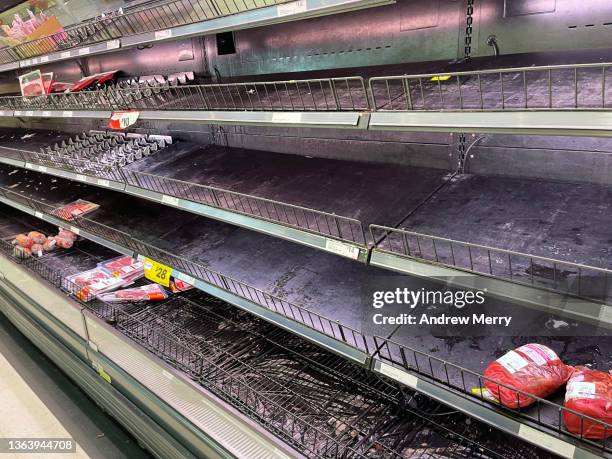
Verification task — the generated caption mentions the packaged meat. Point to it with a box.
[64,268,126,301]
[18,70,45,98]
[98,284,168,302]
[564,367,612,439]
[484,343,572,408]
[55,237,73,249]
[43,237,57,252]
[27,231,46,244]
[41,72,53,95]
[31,243,43,257]
[52,200,99,220]
[14,233,33,249]
[57,228,78,241]
[99,255,144,283]
[170,278,193,293]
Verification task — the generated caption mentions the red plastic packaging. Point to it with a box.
[564,367,612,439]
[484,343,572,408]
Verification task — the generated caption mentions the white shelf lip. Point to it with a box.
[138,110,363,127]
[18,40,121,70]
[13,109,111,119]
[372,360,597,459]
[369,249,612,329]
[368,110,612,136]
[122,0,393,47]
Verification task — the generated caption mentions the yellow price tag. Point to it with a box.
[143,257,172,287]
[430,75,451,82]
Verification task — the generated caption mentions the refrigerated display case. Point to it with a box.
[0,1,610,458]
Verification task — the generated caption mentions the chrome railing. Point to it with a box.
[123,169,367,245]
[0,76,370,112]
[369,62,612,111]
[370,224,612,304]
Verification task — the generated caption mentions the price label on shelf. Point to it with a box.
[277,0,307,17]
[40,56,49,63]
[108,111,140,129]
[325,239,360,260]
[161,194,179,206]
[154,29,172,40]
[61,51,71,59]
[143,257,172,287]
[78,47,90,56]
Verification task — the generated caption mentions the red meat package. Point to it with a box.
[98,284,168,302]
[484,343,572,408]
[99,255,143,283]
[64,268,125,301]
[564,367,612,439]
[52,199,99,220]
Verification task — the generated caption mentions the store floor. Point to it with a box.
[0,313,151,459]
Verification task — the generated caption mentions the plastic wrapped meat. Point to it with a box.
[98,284,168,302]
[52,200,99,220]
[14,234,33,249]
[64,268,126,301]
[31,243,43,257]
[99,255,144,283]
[170,278,193,293]
[564,367,612,439]
[484,343,572,408]
[27,231,47,244]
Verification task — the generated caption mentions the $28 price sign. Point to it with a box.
[143,257,172,287]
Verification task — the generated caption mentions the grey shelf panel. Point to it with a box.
[84,313,298,459]
[0,150,369,262]
[369,110,612,137]
[0,292,201,459]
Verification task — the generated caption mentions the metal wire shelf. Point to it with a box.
[371,336,612,454]
[0,216,603,457]
[0,0,293,64]
[369,62,612,111]
[0,76,369,112]
[370,224,612,306]
[0,143,366,246]
[123,169,367,245]
[0,185,372,355]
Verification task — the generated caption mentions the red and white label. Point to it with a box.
[517,344,557,366]
[108,111,140,129]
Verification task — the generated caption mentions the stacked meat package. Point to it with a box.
[564,367,612,439]
[483,343,611,439]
